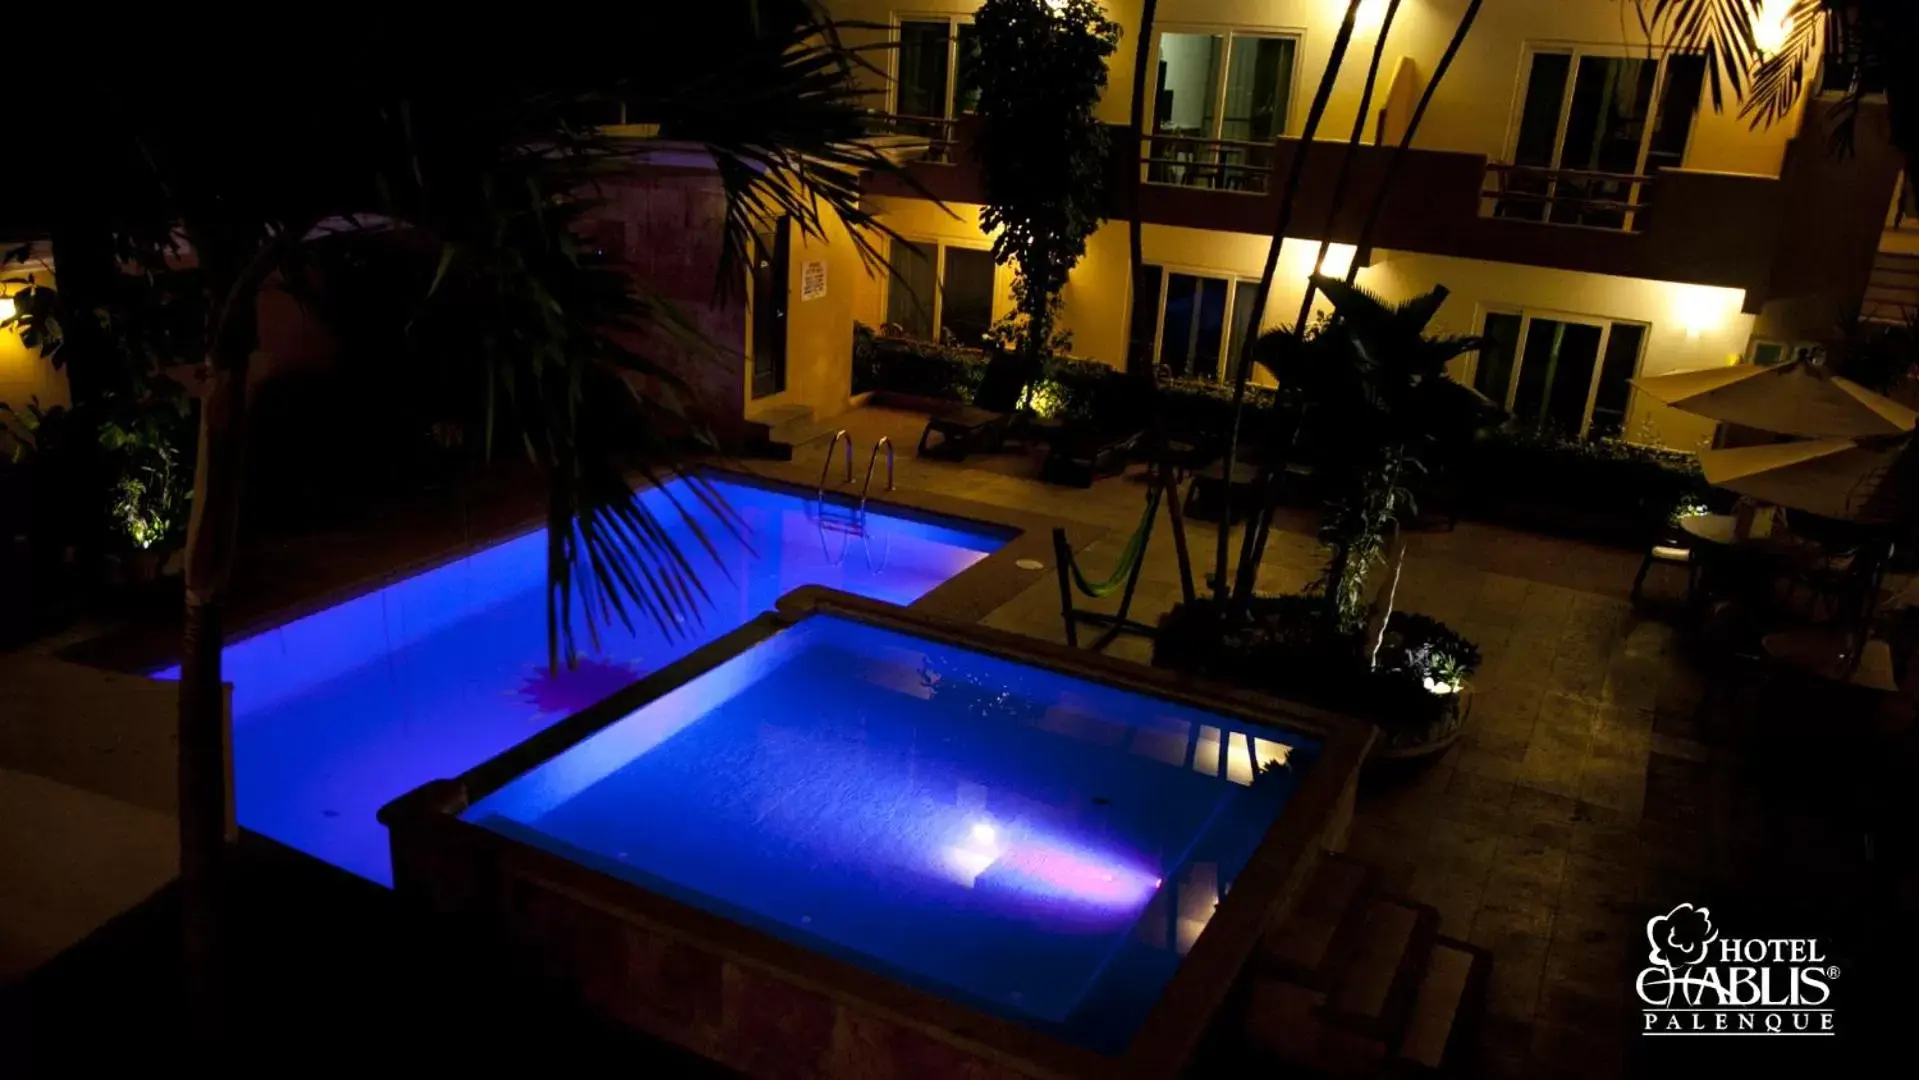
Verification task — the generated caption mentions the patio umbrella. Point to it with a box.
[1696,435,1917,522]
[1630,360,1917,439]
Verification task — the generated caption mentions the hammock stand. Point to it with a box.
[1052,462,1196,651]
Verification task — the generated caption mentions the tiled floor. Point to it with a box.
[784,407,1913,1078]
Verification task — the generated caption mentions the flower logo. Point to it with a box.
[1648,903,1718,969]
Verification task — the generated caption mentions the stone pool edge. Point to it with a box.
[378,587,1376,1079]
[56,462,1088,676]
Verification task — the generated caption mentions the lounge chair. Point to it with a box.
[1041,373,1154,488]
[916,350,1038,460]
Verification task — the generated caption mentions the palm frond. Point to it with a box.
[1740,0,1828,131]
[1641,0,1764,110]
[633,13,922,292]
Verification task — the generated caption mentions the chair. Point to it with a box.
[1040,373,1154,488]
[1630,528,1698,610]
[915,351,1038,460]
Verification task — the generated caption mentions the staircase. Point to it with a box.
[1226,853,1491,1078]
[1862,251,1919,326]
[742,404,841,461]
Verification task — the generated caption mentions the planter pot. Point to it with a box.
[1370,686,1472,760]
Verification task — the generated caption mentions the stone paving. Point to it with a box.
[790,406,1912,1078]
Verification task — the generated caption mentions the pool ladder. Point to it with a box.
[815,431,896,513]
[813,431,894,570]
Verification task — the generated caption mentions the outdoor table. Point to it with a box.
[1679,513,1819,609]
[1678,513,1817,556]
[1185,459,1263,525]
[1761,629,1899,692]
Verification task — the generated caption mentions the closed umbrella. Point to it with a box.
[1630,360,1916,439]
[1696,435,1916,522]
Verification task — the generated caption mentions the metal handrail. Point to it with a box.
[818,429,853,500]
[1481,162,1656,232]
[859,436,895,513]
[1484,162,1654,185]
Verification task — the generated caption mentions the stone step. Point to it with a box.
[1325,895,1440,1045]
[1263,853,1372,985]
[1394,937,1490,1075]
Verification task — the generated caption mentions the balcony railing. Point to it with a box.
[1141,134,1275,195]
[1481,163,1655,233]
[865,112,960,165]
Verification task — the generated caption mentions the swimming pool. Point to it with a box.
[155,473,1010,884]
[384,592,1371,1075]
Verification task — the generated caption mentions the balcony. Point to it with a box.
[861,120,1906,304]
[1478,164,1655,233]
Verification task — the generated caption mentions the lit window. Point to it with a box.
[884,238,997,349]
[893,17,980,163]
[1474,309,1648,440]
[1492,47,1705,230]
[1128,264,1262,381]
[1145,30,1297,194]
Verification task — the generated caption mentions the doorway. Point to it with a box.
[751,218,790,400]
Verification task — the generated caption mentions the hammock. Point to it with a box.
[1064,486,1162,599]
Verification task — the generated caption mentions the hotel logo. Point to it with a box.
[1637,903,1837,1036]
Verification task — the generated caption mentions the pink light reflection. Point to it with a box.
[991,841,1160,909]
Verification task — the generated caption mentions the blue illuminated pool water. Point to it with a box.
[154,475,1007,884]
[466,615,1319,1053]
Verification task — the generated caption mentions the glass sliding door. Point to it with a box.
[1131,266,1252,380]
[884,238,937,340]
[940,247,996,350]
[1480,310,1648,439]
[1473,311,1525,402]
[1149,30,1293,193]
[1499,48,1704,228]
[884,238,997,348]
[1219,36,1295,190]
[894,18,976,162]
[896,21,950,121]
[1588,324,1647,438]
[1160,273,1230,380]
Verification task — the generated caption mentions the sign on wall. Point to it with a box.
[800,260,827,301]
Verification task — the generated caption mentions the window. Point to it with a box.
[1147,30,1297,193]
[1747,340,1820,367]
[1473,309,1648,439]
[884,237,997,349]
[1129,264,1262,380]
[894,17,980,163]
[1495,48,1705,229]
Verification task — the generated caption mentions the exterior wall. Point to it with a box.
[758,210,871,422]
[831,0,1803,177]
[590,168,752,445]
[1360,251,1746,450]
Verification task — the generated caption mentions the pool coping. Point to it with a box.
[380,586,1376,1079]
[56,462,1091,676]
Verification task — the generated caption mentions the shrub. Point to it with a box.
[852,322,1286,441]
[1453,426,1712,545]
[1153,596,1479,740]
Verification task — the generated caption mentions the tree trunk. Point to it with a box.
[178,261,258,1048]
[1231,0,1402,606]
[1346,0,1484,285]
[1210,0,1363,600]
[1125,0,1160,378]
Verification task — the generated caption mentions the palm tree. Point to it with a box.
[1637,1,1917,179]
[15,9,911,1043]
[1229,0,1487,596]
[1213,0,1367,599]
[1216,0,1488,607]
[1253,276,1491,630]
